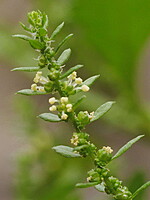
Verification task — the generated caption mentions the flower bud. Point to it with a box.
[49,97,56,105]
[60,97,68,104]
[75,77,83,84]
[49,105,57,112]
[31,83,37,91]
[81,85,90,92]
[61,113,68,120]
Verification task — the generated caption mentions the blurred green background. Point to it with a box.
[0,0,150,199]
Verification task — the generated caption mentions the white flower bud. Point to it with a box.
[75,77,83,84]
[33,71,42,83]
[60,97,68,104]
[38,87,45,92]
[49,97,56,105]
[49,105,57,112]
[87,176,92,182]
[81,85,90,92]
[102,146,113,154]
[67,71,77,80]
[61,113,68,120]
[31,83,37,91]
[66,104,73,112]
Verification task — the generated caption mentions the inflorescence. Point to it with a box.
[13,10,150,200]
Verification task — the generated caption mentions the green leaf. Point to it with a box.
[39,113,62,122]
[57,48,71,65]
[95,183,105,192]
[42,13,48,28]
[55,33,73,53]
[52,145,81,158]
[91,101,115,122]
[11,67,40,72]
[76,182,98,188]
[112,135,144,161]
[132,181,150,199]
[20,22,31,32]
[60,65,83,79]
[39,28,47,36]
[50,22,64,40]
[73,95,86,110]
[29,39,45,50]
[83,75,100,87]
[12,34,31,41]
[17,89,48,96]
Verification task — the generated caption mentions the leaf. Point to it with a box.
[60,65,83,79]
[17,89,48,96]
[20,22,31,32]
[39,113,62,122]
[42,13,48,28]
[132,181,150,199]
[91,101,115,122]
[50,22,64,40]
[83,75,100,87]
[95,183,105,192]
[52,145,81,158]
[55,33,73,53]
[73,95,86,110]
[112,135,144,160]
[39,28,47,36]
[11,67,40,72]
[29,39,45,50]
[76,182,98,188]
[12,34,31,41]
[57,48,71,65]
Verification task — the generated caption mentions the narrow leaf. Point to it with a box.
[91,101,115,122]
[83,75,100,87]
[39,28,47,36]
[55,33,73,53]
[95,183,105,192]
[29,39,45,50]
[50,22,64,40]
[20,22,31,32]
[17,89,48,96]
[73,95,86,110]
[132,181,150,199]
[42,13,48,28]
[39,113,62,122]
[57,48,71,65]
[12,34,31,41]
[60,65,83,79]
[52,145,81,158]
[76,182,98,188]
[112,135,144,160]
[11,67,40,72]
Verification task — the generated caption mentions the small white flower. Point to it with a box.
[61,113,68,120]
[75,77,83,84]
[31,83,37,91]
[102,146,113,154]
[70,135,79,146]
[38,87,45,92]
[66,104,73,112]
[87,176,92,182]
[49,97,56,105]
[49,105,57,112]
[67,71,77,80]
[89,111,95,120]
[60,97,68,104]
[81,85,90,92]
[33,71,42,83]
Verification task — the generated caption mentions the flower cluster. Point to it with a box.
[14,10,150,200]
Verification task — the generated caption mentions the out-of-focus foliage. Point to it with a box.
[71,0,150,135]
[14,97,82,200]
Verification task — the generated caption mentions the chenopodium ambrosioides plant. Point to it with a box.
[12,11,150,200]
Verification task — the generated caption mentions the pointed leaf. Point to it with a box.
[50,22,64,40]
[55,33,73,53]
[20,22,31,32]
[83,75,100,87]
[60,65,83,79]
[39,28,47,36]
[39,113,62,122]
[12,67,40,72]
[42,13,48,28]
[132,181,150,199]
[95,183,105,192]
[12,34,31,41]
[73,95,86,110]
[91,101,115,122]
[112,135,144,160]
[76,182,98,188]
[57,48,71,65]
[17,89,48,96]
[52,145,81,158]
[29,39,45,50]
